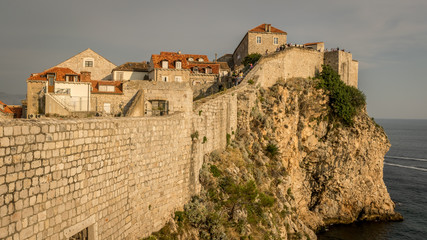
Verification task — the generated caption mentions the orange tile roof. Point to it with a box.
[28,67,123,94]
[89,80,123,94]
[0,100,13,114]
[303,42,324,46]
[249,24,287,34]
[28,67,79,81]
[151,52,219,74]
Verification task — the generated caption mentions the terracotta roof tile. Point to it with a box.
[0,100,13,114]
[89,80,123,94]
[151,52,220,74]
[28,67,79,81]
[249,24,287,34]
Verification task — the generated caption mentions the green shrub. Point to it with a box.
[203,136,207,144]
[226,133,231,146]
[184,197,207,227]
[259,192,275,207]
[265,143,280,158]
[242,53,262,67]
[210,165,222,177]
[248,79,254,85]
[316,65,366,125]
[174,211,185,222]
[191,131,199,140]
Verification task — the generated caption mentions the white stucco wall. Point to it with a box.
[54,82,91,111]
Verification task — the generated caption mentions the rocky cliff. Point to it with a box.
[146,77,401,240]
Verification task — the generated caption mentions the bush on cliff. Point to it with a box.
[242,53,262,67]
[316,65,366,125]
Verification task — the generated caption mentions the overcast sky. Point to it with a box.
[1,0,426,119]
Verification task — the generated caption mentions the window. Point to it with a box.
[205,67,212,74]
[175,76,182,82]
[175,61,182,69]
[274,37,279,45]
[66,75,78,82]
[47,74,55,86]
[85,61,93,67]
[198,58,204,62]
[193,67,199,73]
[99,85,115,92]
[256,36,262,44]
[116,72,124,80]
[83,58,94,68]
[103,103,111,114]
[162,60,168,69]
[162,76,168,82]
[188,57,194,61]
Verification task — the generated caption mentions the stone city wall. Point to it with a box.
[0,89,237,239]
[247,47,324,88]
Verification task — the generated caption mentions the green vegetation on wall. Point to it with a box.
[242,53,262,67]
[316,65,366,125]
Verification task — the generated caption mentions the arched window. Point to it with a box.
[188,57,194,61]
[193,67,199,73]
[198,58,204,62]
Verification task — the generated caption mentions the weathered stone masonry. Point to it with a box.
[0,89,237,239]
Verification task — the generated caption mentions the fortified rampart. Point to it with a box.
[0,88,237,239]
[246,47,358,89]
[1,48,354,239]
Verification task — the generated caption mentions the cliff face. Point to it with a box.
[146,77,401,240]
[240,78,402,231]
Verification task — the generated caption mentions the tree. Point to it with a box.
[242,53,262,67]
[316,65,366,125]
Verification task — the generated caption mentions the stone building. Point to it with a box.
[54,48,117,80]
[233,23,287,67]
[26,67,93,117]
[149,52,220,98]
[303,42,325,52]
[26,65,192,118]
[112,62,150,81]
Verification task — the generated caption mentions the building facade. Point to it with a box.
[112,62,150,81]
[54,48,117,80]
[233,23,288,67]
[149,52,221,98]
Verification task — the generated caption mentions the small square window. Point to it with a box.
[85,61,93,67]
[162,76,168,82]
[175,76,182,82]
[256,36,262,44]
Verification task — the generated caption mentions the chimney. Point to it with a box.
[215,53,217,62]
[264,24,269,32]
[80,71,91,82]
[268,24,271,32]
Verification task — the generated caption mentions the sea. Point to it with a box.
[317,119,427,240]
